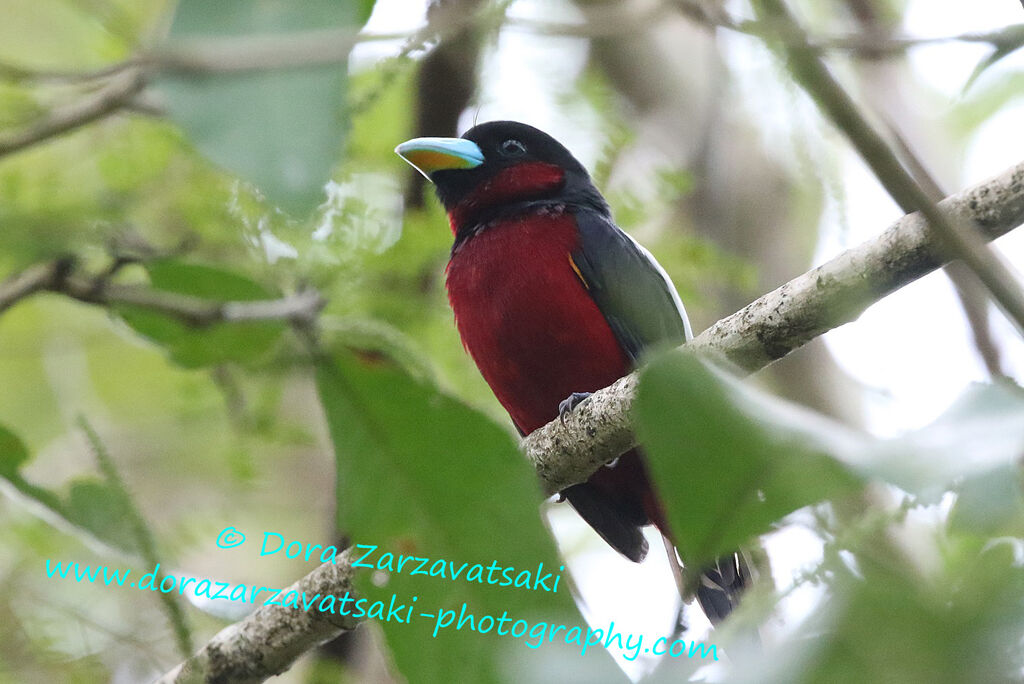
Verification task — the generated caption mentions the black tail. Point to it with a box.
[695,552,751,625]
[562,482,649,562]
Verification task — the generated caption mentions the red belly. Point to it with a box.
[445,213,630,434]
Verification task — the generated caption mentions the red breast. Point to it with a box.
[445,212,629,434]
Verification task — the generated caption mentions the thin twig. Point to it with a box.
[0,259,326,327]
[0,258,74,314]
[883,120,1009,378]
[672,0,1024,55]
[752,0,1024,335]
[0,67,146,159]
[78,417,193,660]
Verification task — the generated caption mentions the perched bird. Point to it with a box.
[396,121,748,623]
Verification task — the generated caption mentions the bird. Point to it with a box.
[396,120,749,624]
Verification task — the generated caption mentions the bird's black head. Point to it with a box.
[396,121,607,230]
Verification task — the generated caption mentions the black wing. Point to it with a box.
[570,209,691,366]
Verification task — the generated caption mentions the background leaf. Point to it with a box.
[961,24,1024,92]
[865,381,1024,502]
[155,0,356,215]
[0,423,30,478]
[0,424,138,554]
[117,260,286,368]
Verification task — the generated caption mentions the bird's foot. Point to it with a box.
[558,392,592,425]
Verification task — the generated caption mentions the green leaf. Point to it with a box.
[635,351,864,568]
[355,0,378,26]
[155,0,356,215]
[866,382,1024,503]
[636,352,1024,567]
[962,25,1024,93]
[117,260,286,368]
[0,423,30,478]
[0,425,138,554]
[64,478,137,553]
[724,543,1024,684]
[316,352,612,683]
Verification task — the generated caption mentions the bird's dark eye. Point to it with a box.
[500,139,527,156]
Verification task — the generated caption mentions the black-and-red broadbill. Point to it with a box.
[396,121,749,624]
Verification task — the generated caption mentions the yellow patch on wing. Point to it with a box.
[568,254,590,290]
[401,149,479,174]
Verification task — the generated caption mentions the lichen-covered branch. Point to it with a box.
[156,551,358,684]
[524,158,1024,495]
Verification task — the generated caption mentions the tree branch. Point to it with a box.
[143,28,410,76]
[156,550,359,684]
[0,67,146,159]
[0,260,325,326]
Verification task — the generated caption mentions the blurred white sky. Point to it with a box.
[355,0,1024,679]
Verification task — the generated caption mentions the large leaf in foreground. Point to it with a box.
[636,350,1024,569]
[316,353,617,683]
[156,0,355,215]
[635,352,865,567]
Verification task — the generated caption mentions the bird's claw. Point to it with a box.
[558,392,592,425]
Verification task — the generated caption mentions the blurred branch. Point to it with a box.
[2,10,1014,86]
[0,258,325,326]
[752,0,1024,336]
[0,30,407,84]
[670,0,1024,56]
[511,0,1022,52]
[156,550,359,684]
[142,28,410,76]
[526,159,1024,495]
[0,66,146,159]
